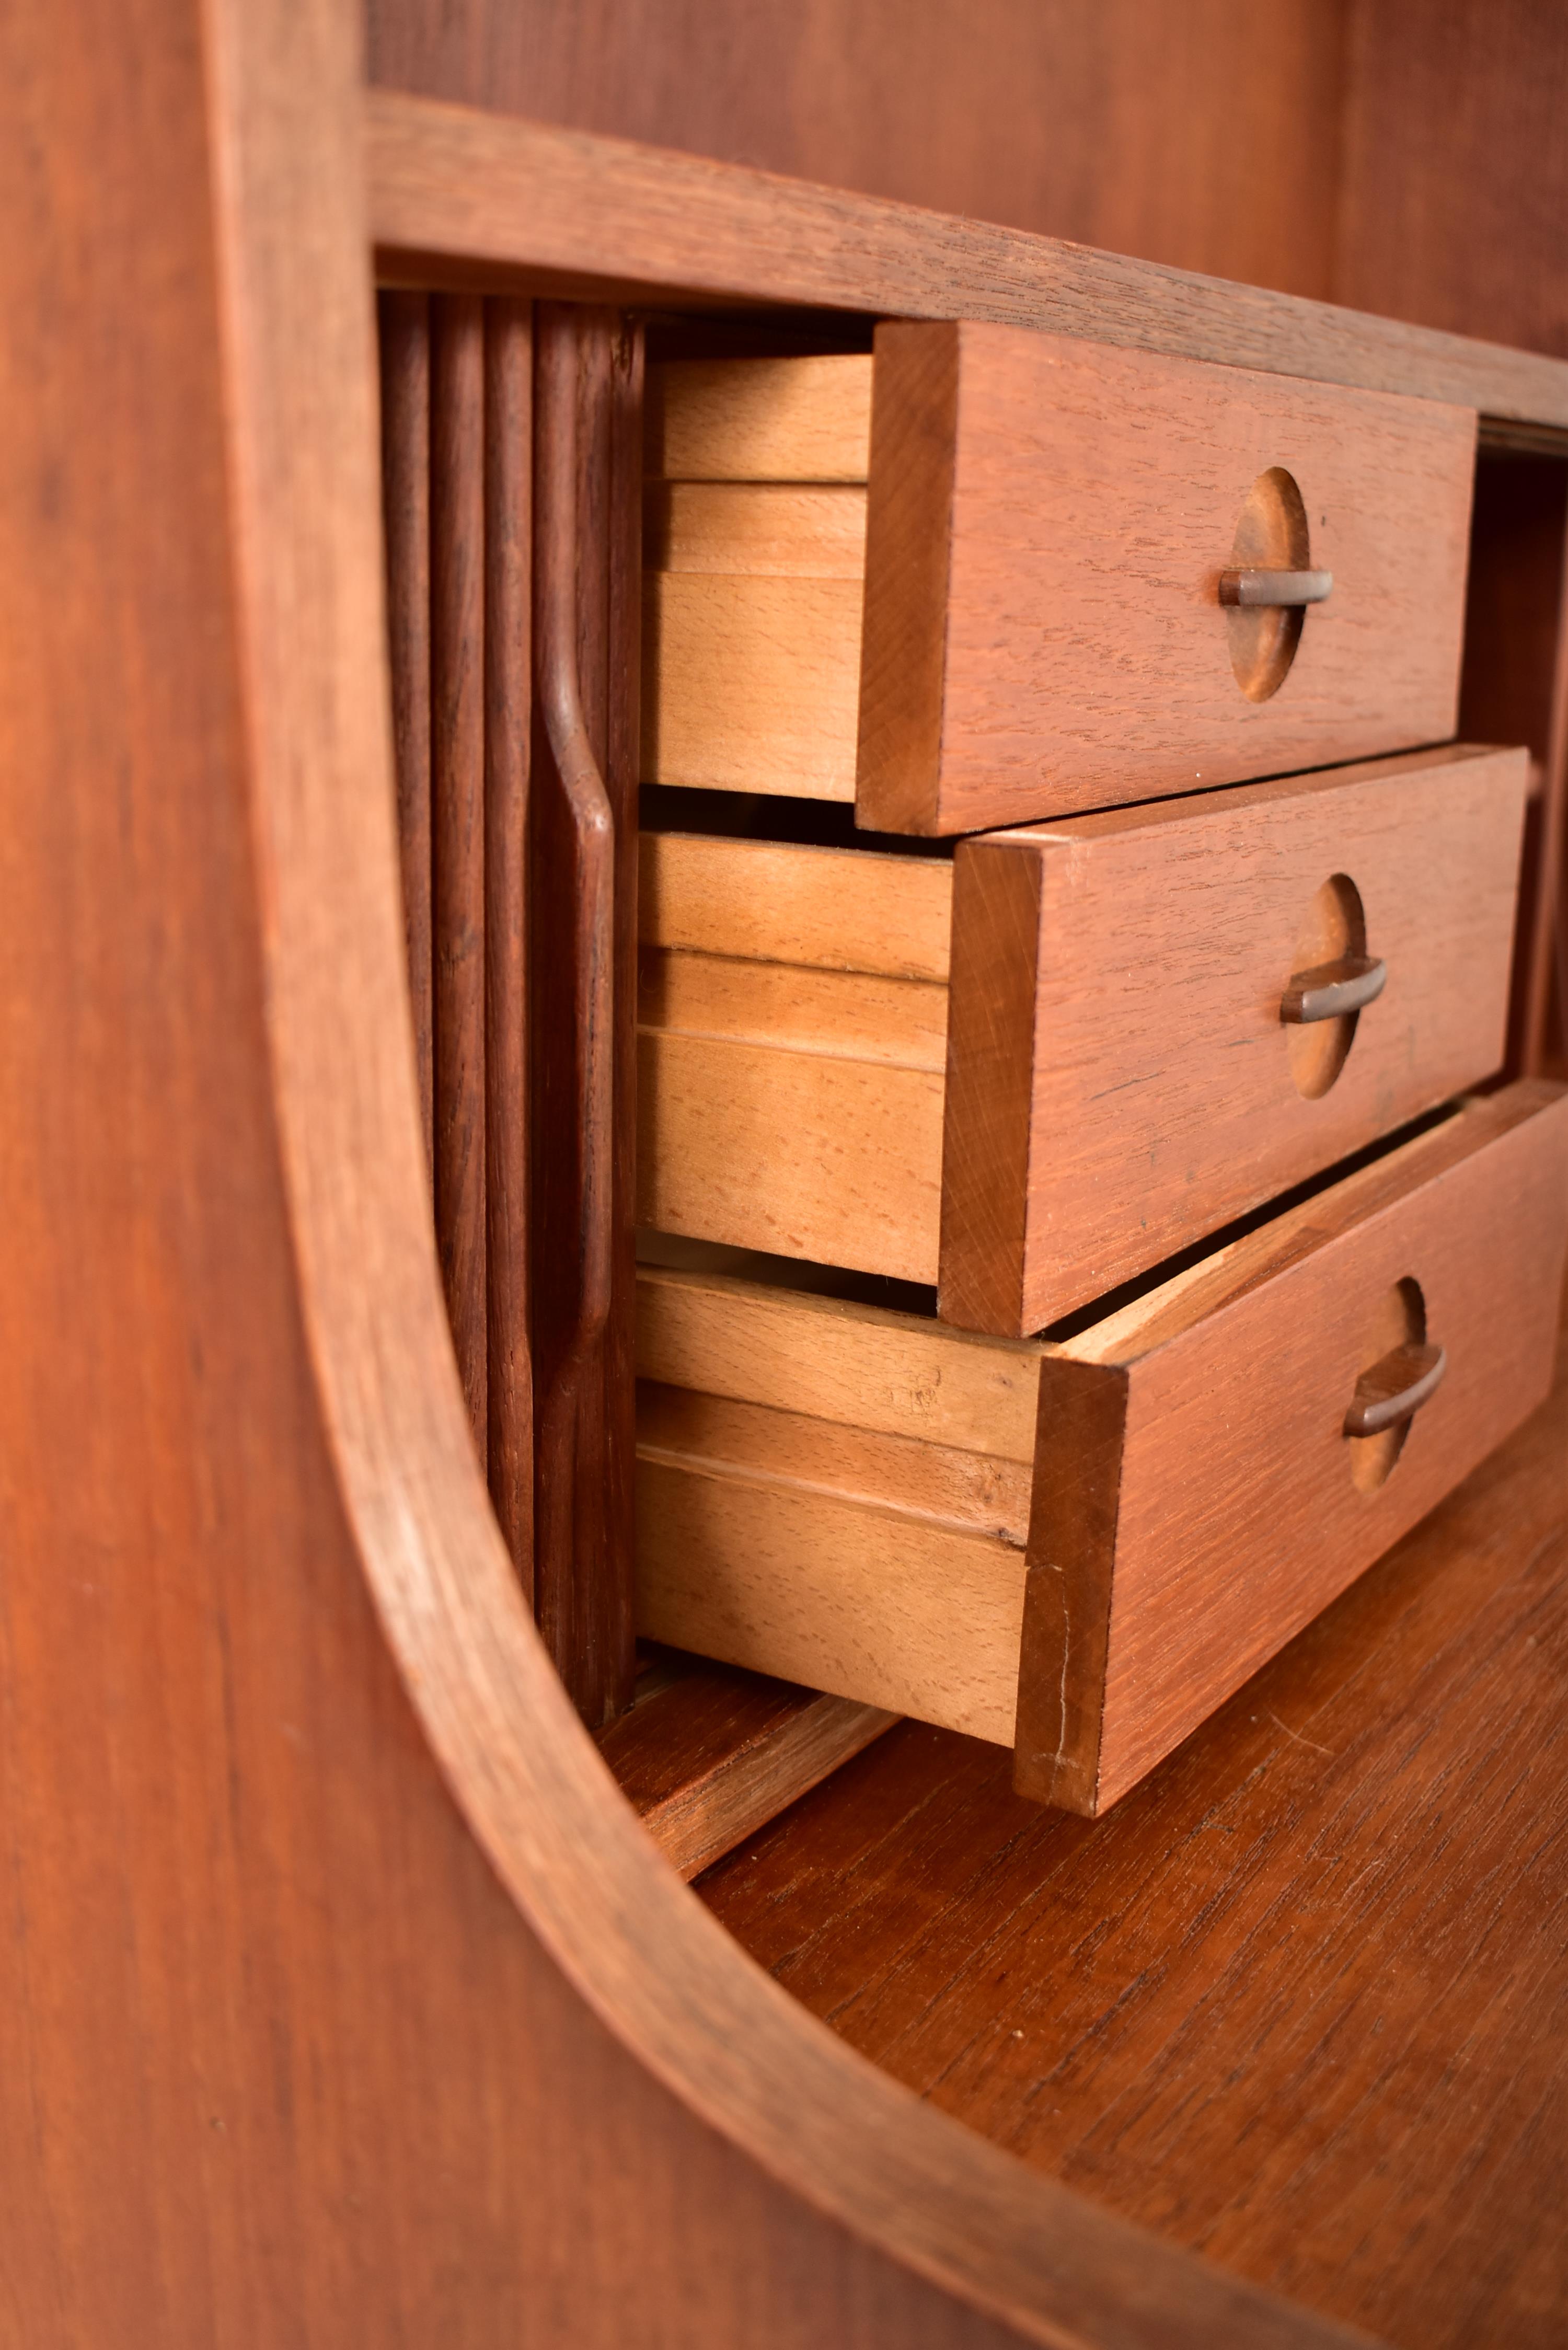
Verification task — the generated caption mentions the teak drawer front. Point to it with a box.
[636,1084,1568,1815]
[644,337,1475,834]
[944,741,1529,1332]
[639,745,1528,1332]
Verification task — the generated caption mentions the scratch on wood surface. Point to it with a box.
[1261,1708,1334,1758]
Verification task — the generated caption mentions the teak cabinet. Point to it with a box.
[7,6,1568,2349]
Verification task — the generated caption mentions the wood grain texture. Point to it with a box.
[431,291,489,1450]
[642,952,948,1068]
[641,1385,1036,1539]
[0,1,1391,2343]
[857,324,1477,833]
[937,836,1040,1334]
[483,297,533,1583]
[1526,517,1568,1074]
[642,569,862,797]
[857,322,958,822]
[1459,460,1568,765]
[603,312,645,1725]
[648,354,872,481]
[529,304,638,1725]
[636,1436,1029,1743]
[598,1651,896,1880]
[377,287,434,1168]
[638,1265,1044,1460]
[635,1088,1568,1807]
[1335,0,1568,361]
[943,744,1529,1333]
[638,1027,943,1282]
[640,750,1526,1329]
[1019,1082,1568,1811]
[1013,1367,1129,1818]
[365,0,1349,303]
[365,88,1568,431]
[699,1310,1568,2349]
[647,480,867,576]
[639,828,953,981]
[1457,456,1568,1077]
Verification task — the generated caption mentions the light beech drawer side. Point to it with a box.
[636,1083,1568,1814]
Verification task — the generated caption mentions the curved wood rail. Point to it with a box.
[532,305,618,1683]
[0,1,1367,2341]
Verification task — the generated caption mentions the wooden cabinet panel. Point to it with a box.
[636,1083,1568,1812]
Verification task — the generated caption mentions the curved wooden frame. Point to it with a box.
[216,11,1353,2342]
[190,5,1353,2342]
[21,0,1567,2338]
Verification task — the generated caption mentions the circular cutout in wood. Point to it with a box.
[1287,873,1367,1099]
[1226,466,1311,701]
[1347,1277,1427,1495]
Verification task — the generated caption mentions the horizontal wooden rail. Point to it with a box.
[366,88,1568,430]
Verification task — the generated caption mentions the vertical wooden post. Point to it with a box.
[603,313,645,1714]
[377,289,434,1171]
[530,305,636,1725]
[431,293,488,1457]
[1524,523,1568,1073]
[485,298,534,1591]
[568,310,618,1721]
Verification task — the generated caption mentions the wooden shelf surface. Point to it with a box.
[700,1314,1568,2350]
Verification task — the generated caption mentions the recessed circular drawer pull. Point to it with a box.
[1343,1341,1447,1439]
[1219,567,1334,608]
[1280,952,1387,1025]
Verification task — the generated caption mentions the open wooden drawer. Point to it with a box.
[640,743,1529,1334]
[636,1081,1568,1816]
[644,326,1477,833]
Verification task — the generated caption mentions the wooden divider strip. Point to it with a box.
[431,292,488,1456]
[484,297,534,1586]
[377,289,434,1169]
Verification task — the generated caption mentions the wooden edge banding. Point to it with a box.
[938,836,1042,1337]
[366,91,1568,435]
[1012,1359,1129,1816]
[855,321,959,836]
